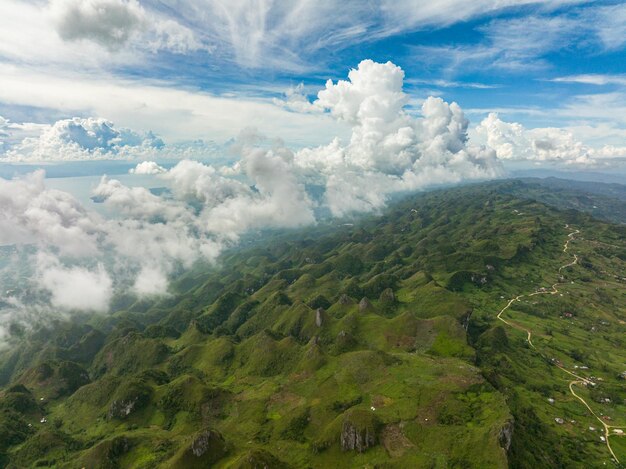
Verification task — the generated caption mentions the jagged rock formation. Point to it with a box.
[315,308,324,327]
[338,294,352,305]
[107,380,151,420]
[108,397,139,419]
[498,420,514,451]
[191,429,224,457]
[340,409,380,453]
[171,429,228,468]
[358,298,372,312]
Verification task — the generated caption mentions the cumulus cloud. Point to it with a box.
[2,117,163,162]
[204,147,316,236]
[475,113,626,165]
[129,161,167,174]
[0,115,234,163]
[49,0,208,54]
[273,83,320,113]
[296,60,502,215]
[163,159,250,208]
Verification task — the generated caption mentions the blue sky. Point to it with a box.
[0,0,626,160]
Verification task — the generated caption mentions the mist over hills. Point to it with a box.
[0,179,624,468]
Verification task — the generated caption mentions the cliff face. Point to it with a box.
[340,409,380,453]
[498,420,514,452]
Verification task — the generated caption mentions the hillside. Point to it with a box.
[505,177,626,224]
[0,180,625,468]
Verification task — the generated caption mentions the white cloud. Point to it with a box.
[0,116,8,136]
[163,159,250,207]
[551,74,626,86]
[156,0,583,70]
[0,170,101,256]
[37,252,113,312]
[0,0,209,77]
[0,64,348,147]
[410,5,626,76]
[50,0,210,54]
[295,60,502,215]
[557,92,626,126]
[93,175,189,220]
[592,4,626,51]
[133,265,168,297]
[130,161,167,174]
[475,112,626,166]
[412,14,581,73]
[311,60,415,173]
[406,78,498,89]
[50,0,145,51]
[2,117,163,162]
[272,83,320,113]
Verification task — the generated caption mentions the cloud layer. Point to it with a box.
[0,58,624,341]
[476,113,626,166]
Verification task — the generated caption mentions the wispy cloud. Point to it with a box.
[405,78,499,89]
[0,64,348,146]
[411,14,582,74]
[591,3,626,50]
[409,4,626,78]
[556,92,626,125]
[550,74,626,86]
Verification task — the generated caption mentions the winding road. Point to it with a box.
[495,227,625,465]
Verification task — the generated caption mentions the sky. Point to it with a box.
[1,0,626,335]
[0,0,626,159]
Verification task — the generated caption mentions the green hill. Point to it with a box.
[1,180,624,468]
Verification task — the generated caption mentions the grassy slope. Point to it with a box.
[0,180,624,468]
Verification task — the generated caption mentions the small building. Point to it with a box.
[554,418,564,424]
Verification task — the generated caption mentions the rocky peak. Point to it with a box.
[340,409,380,453]
[359,298,372,312]
[338,294,352,305]
[315,308,325,327]
[498,420,514,452]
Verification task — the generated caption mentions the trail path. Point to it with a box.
[495,228,624,464]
